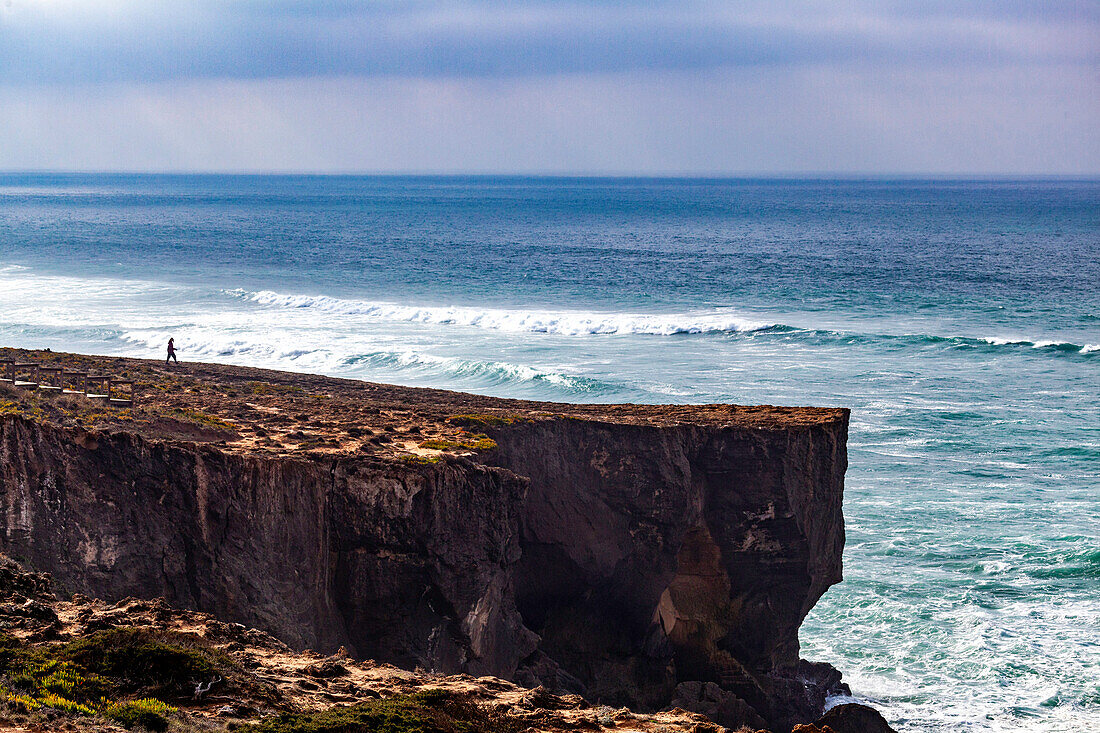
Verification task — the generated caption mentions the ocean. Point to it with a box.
[0,174,1097,731]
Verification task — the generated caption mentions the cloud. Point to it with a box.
[2,65,1096,174]
[0,0,1096,84]
[1,2,1095,174]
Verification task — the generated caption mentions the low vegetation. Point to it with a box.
[103,698,178,731]
[445,414,532,429]
[241,689,521,733]
[168,407,237,431]
[247,381,304,395]
[0,628,235,730]
[398,455,443,465]
[418,433,497,452]
[0,384,47,421]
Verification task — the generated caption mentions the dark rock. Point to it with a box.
[303,659,348,678]
[84,610,130,630]
[483,415,848,730]
[668,680,767,730]
[0,599,58,622]
[0,399,849,732]
[810,703,897,733]
[0,555,51,598]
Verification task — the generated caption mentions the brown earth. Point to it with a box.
[0,347,844,461]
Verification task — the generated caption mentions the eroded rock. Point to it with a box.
[801,703,898,733]
[0,360,851,730]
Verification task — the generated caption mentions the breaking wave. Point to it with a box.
[238,289,1099,357]
[241,289,780,336]
[344,350,620,395]
[117,330,621,397]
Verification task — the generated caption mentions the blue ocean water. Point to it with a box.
[1,174,1097,731]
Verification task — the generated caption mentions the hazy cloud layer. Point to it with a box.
[3,66,1096,174]
[2,0,1096,82]
[0,1,1097,173]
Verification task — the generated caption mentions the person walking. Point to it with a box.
[166,338,178,364]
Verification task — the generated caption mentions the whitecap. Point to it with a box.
[242,289,777,336]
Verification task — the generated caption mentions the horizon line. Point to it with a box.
[3,169,1099,181]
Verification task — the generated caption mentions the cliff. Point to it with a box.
[0,553,735,733]
[0,348,851,731]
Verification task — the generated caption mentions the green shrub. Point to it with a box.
[23,660,110,702]
[446,414,528,428]
[168,408,237,431]
[0,684,42,713]
[0,630,218,724]
[58,628,230,697]
[38,692,96,716]
[103,697,177,731]
[398,455,442,465]
[417,434,497,452]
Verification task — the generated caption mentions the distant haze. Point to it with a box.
[1,0,1097,175]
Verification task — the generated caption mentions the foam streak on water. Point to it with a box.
[1,175,1098,731]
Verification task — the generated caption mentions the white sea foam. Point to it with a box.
[242,289,775,336]
[349,349,613,393]
[117,328,614,395]
[977,336,1090,353]
[978,336,1028,346]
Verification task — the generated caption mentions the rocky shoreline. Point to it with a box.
[0,348,891,732]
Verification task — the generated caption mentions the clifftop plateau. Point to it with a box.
[0,348,843,459]
[0,348,863,732]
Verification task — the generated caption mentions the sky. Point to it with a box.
[0,0,1097,175]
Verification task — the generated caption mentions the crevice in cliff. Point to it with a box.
[654,524,732,683]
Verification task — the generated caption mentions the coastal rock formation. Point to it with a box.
[0,353,850,731]
[483,415,850,731]
[0,553,726,733]
[797,703,897,733]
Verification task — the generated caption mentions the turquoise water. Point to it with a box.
[1,174,1097,731]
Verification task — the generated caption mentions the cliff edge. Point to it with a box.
[0,348,851,731]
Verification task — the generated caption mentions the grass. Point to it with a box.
[0,628,232,728]
[241,689,521,733]
[58,628,231,697]
[0,396,46,422]
[103,698,178,732]
[398,455,443,465]
[418,433,497,452]
[168,408,237,431]
[247,381,303,395]
[445,414,533,429]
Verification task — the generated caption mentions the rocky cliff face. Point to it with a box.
[0,392,849,732]
[484,417,849,730]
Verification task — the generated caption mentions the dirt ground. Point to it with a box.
[0,347,844,462]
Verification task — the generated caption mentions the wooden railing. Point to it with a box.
[0,359,134,407]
